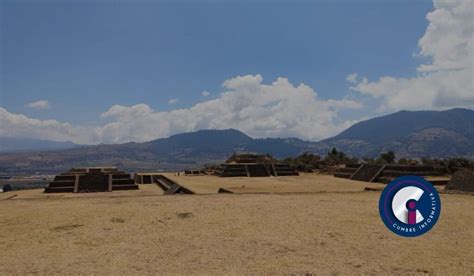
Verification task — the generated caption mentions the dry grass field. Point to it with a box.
[1,174,473,275]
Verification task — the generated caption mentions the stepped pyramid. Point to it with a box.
[44,167,139,193]
[334,164,446,183]
[215,154,299,177]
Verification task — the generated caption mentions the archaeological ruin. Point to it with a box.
[134,172,165,184]
[44,167,139,193]
[215,154,299,177]
[334,163,447,183]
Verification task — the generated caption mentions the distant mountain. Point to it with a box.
[146,129,304,161]
[311,108,474,158]
[0,137,79,152]
[0,108,472,173]
[0,129,305,173]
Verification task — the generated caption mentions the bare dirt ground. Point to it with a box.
[165,173,388,194]
[1,175,473,275]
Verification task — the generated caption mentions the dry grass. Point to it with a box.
[0,175,473,275]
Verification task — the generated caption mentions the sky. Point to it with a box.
[1,0,473,145]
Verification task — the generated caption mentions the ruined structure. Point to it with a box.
[44,167,138,193]
[215,154,299,177]
[445,170,474,192]
[134,172,164,184]
[184,170,206,176]
[334,164,446,183]
[154,175,194,194]
[134,172,194,194]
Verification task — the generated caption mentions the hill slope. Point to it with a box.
[311,108,474,158]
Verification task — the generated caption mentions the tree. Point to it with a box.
[398,158,409,165]
[378,151,395,164]
[323,148,356,165]
[282,152,322,172]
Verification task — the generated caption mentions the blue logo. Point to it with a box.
[379,176,441,237]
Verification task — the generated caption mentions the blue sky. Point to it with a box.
[1,0,472,144]
[2,1,431,121]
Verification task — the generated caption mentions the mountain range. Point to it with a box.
[0,108,472,173]
[312,108,474,158]
[0,137,79,152]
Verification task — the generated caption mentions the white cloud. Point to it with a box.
[168,98,179,105]
[0,107,100,143]
[350,0,474,111]
[27,100,51,110]
[0,75,362,144]
[201,91,211,97]
[346,73,358,84]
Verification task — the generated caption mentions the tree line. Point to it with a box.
[282,148,474,173]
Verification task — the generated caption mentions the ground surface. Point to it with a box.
[1,175,473,275]
[165,173,387,194]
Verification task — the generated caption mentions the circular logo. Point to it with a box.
[379,176,441,237]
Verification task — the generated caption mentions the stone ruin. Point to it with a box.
[134,172,164,184]
[184,170,206,176]
[445,170,474,192]
[215,154,299,177]
[134,172,194,194]
[334,163,446,183]
[44,167,139,193]
[153,174,194,194]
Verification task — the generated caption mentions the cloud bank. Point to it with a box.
[350,0,473,111]
[1,75,361,144]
